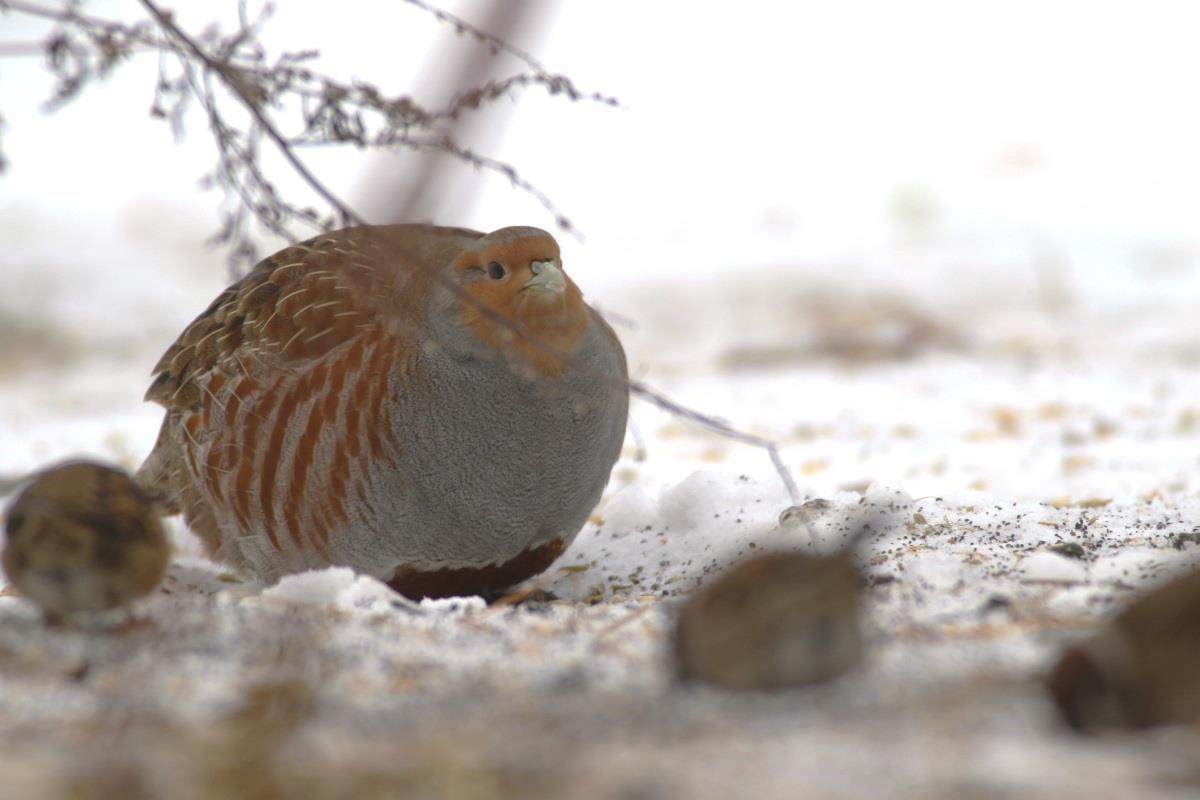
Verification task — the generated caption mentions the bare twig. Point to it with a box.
[0,40,52,56]
[399,0,550,73]
[629,380,799,505]
[3,0,612,266]
[140,0,357,227]
[397,134,581,237]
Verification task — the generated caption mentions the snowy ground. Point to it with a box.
[3,255,1200,799]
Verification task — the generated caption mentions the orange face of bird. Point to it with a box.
[452,228,589,375]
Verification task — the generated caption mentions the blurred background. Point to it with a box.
[4,0,1200,484]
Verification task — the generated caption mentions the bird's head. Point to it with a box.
[448,226,588,375]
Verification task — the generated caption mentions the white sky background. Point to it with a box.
[3,0,1200,342]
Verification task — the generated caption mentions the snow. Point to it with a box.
[1019,552,1088,585]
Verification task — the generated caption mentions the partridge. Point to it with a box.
[137,224,628,599]
[1047,568,1200,731]
[2,460,170,624]
[674,548,864,690]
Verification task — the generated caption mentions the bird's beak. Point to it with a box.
[523,260,566,293]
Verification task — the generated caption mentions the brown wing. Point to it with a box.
[145,224,483,412]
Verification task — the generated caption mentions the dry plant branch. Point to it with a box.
[629,380,800,504]
[399,0,550,73]
[2,0,614,270]
[139,0,356,228]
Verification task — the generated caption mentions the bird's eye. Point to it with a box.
[487,261,506,280]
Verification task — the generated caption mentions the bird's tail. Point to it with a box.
[134,415,184,517]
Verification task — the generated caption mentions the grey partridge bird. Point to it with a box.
[137,224,628,599]
[1047,568,1200,731]
[2,460,170,624]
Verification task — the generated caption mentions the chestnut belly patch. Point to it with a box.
[386,537,566,600]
